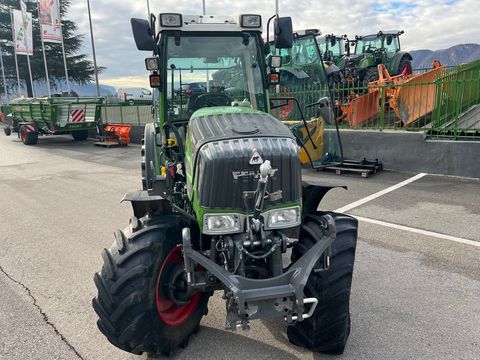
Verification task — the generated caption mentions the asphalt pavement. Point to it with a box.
[0,135,479,360]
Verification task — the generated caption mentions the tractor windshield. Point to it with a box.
[355,35,382,54]
[317,36,344,62]
[271,34,343,168]
[164,33,267,122]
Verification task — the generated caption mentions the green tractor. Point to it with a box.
[92,12,358,356]
[347,30,413,84]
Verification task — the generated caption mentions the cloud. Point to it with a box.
[67,0,480,88]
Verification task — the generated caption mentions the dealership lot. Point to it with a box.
[0,135,479,360]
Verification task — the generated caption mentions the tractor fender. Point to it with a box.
[324,63,341,77]
[358,54,374,72]
[389,51,413,75]
[335,55,346,70]
[302,181,347,213]
[121,190,171,219]
[18,122,38,133]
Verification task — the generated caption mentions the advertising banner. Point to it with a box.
[12,9,33,56]
[39,0,62,43]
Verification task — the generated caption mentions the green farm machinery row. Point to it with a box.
[1,96,103,145]
[317,30,413,85]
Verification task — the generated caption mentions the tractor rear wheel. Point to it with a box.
[19,125,38,145]
[398,59,413,76]
[92,214,210,356]
[72,130,89,141]
[287,212,358,354]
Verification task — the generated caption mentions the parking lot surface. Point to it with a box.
[0,135,479,360]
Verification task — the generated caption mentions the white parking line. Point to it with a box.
[334,173,427,213]
[354,216,480,248]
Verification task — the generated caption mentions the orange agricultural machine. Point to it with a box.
[95,123,132,147]
[338,61,445,127]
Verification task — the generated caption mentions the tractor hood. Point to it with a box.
[189,107,296,147]
[185,109,301,216]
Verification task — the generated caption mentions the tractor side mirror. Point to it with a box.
[306,96,334,124]
[274,17,293,49]
[131,18,154,51]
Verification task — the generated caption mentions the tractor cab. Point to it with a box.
[353,30,412,80]
[132,14,342,174]
[316,34,348,64]
[355,30,401,62]
[133,14,274,127]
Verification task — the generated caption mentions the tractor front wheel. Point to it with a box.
[92,214,210,356]
[3,127,11,136]
[19,125,38,145]
[287,212,358,354]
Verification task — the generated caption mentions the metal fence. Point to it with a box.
[277,60,480,140]
[98,61,480,140]
[100,104,152,125]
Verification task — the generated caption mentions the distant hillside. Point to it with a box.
[32,81,116,97]
[410,44,480,69]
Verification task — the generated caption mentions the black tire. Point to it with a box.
[3,127,11,136]
[363,67,379,85]
[19,125,38,145]
[72,130,89,141]
[128,99,135,106]
[287,212,358,354]
[397,58,412,76]
[92,214,210,356]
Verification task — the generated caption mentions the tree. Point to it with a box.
[0,0,103,97]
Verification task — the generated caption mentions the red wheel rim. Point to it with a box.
[20,128,26,142]
[401,64,412,76]
[156,246,201,327]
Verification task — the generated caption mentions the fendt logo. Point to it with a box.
[232,169,278,180]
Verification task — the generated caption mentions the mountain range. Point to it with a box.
[410,43,480,69]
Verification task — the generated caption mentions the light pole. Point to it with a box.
[0,44,8,102]
[87,0,100,96]
[146,0,151,17]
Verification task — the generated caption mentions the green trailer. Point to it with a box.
[2,96,103,145]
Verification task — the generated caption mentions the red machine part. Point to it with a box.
[103,124,132,145]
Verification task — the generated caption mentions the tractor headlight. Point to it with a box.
[264,206,301,230]
[204,214,241,235]
[145,57,159,71]
[160,13,182,27]
[240,14,262,28]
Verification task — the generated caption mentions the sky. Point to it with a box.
[67,0,480,89]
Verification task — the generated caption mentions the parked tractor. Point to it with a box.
[349,30,413,84]
[2,96,102,145]
[92,12,358,356]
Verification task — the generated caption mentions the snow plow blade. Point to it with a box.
[392,61,445,126]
